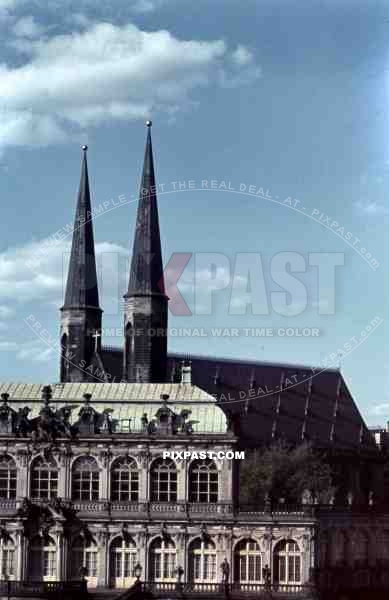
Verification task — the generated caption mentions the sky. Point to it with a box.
[0,0,387,425]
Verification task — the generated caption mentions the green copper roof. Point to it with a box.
[0,382,228,434]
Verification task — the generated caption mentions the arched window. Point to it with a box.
[31,457,58,499]
[110,537,138,588]
[28,535,57,581]
[60,333,68,382]
[72,456,99,501]
[188,539,217,583]
[70,536,99,587]
[234,539,262,584]
[273,540,301,584]
[189,459,218,503]
[0,456,16,499]
[150,459,177,502]
[149,537,176,582]
[111,458,139,502]
[0,536,16,579]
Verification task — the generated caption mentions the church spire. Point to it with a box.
[126,121,165,296]
[123,122,168,383]
[63,145,100,309]
[60,145,102,383]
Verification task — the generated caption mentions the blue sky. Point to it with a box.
[0,0,387,425]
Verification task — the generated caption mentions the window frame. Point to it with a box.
[189,459,218,503]
[150,459,177,503]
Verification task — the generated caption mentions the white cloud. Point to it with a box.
[16,340,55,362]
[0,341,18,351]
[131,0,163,13]
[67,12,93,28]
[354,200,389,217]
[0,0,17,9]
[0,237,129,305]
[12,16,45,38]
[0,305,14,318]
[0,22,260,149]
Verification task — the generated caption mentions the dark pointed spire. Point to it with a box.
[123,122,168,383]
[126,121,165,297]
[63,145,100,309]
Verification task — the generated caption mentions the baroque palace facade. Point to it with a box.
[0,381,317,590]
[0,122,387,598]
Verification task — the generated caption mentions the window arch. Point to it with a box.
[70,536,99,587]
[189,459,218,503]
[149,537,176,582]
[110,536,138,588]
[0,455,16,499]
[273,540,301,584]
[31,456,58,499]
[60,333,68,382]
[28,535,57,581]
[150,459,177,502]
[188,538,217,583]
[234,539,262,584]
[0,536,16,579]
[72,456,99,501]
[111,458,139,502]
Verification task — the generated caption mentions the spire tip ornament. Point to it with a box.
[82,145,88,151]
[145,120,152,127]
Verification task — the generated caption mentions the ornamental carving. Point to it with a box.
[137,450,151,468]
[15,448,29,467]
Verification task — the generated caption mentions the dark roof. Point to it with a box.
[125,123,165,297]
[62,147,100,310]
[100,346,376,453]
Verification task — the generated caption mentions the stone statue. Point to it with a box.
[141,413,148,432]
[75,394,97,434]
[55,406,76,438]
[262,564,271,589]
[100,409,113,434]
[16,407,31,437]
[220,558,230,583]
[0,394,15,434]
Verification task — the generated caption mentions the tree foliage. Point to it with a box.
[239,441,334,506]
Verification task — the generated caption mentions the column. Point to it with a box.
[137,451,150,508]
[177,458,187,503]
[219,458,233,509]
[15,527,25,580]
[175,529,186,578]
[53,526,64,580]
[56,449,70,498]
[98,451,110,503]
[97,528,109,587]
[136,532,147,581]
[263,528,273,582]
[15,450,29,499]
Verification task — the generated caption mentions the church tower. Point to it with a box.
[123,121,168,382]
[59,145,103,382]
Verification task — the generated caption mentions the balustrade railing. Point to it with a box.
[138,580,314,597]
[0,498,16,510]
[0,580,86,597]
[7,497,380,519]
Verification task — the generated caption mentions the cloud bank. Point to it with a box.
[0,21,260,150]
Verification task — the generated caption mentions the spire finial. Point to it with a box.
[82,144,88,152]
[146,120,152,128]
